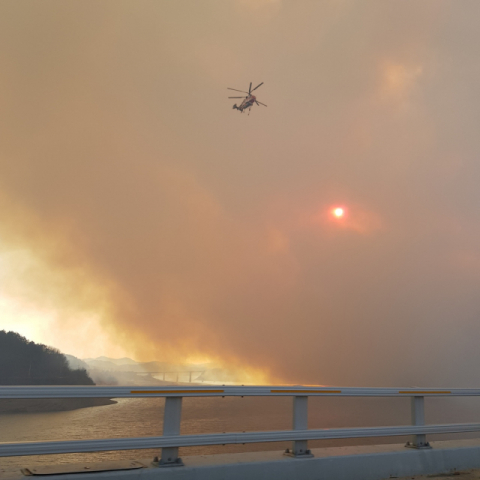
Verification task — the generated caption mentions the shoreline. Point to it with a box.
[0,398,117,414]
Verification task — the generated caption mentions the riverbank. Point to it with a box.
[0,398,116,414]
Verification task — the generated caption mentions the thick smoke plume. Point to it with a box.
[1,1,480,386]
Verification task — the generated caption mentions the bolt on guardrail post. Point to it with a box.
[285,396,314,458]
[157,396,184,466]
[405,396,431,449]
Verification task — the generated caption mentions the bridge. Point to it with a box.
[118,371,206,383]
[3,385,480,479]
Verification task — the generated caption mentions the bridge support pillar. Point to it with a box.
[285,396,313,458]
[406,396,431,449]
[158,396,184,466]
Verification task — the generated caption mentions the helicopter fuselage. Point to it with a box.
[234,94,256,112]
[228,82,266,113]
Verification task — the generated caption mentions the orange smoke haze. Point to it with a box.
[1,1,480,387]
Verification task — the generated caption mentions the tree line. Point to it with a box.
[0,330,95,385]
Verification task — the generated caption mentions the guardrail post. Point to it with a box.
[158,396,184,466]
[405,396,431,449]
[285,396,313,458]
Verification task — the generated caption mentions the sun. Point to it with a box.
[333,207,344,218]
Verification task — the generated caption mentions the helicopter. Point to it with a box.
[228,82,267,114]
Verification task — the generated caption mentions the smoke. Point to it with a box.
[1,1,480,387]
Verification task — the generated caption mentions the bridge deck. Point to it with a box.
[398,471,478,479]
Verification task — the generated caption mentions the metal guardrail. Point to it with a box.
[1,386,480,466]
[2,385,480,398]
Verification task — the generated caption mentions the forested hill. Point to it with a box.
[0,331,95,385]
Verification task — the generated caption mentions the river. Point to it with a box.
[1,394,480,470]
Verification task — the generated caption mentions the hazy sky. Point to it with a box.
[1,1,480,386]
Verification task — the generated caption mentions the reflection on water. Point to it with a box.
[2,395,480,469]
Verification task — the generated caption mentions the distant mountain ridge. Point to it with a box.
[67,356,213,385]
[64,354,89,371]
[82,356,210,373]
[83,356,138,366]
[68,355,239,385]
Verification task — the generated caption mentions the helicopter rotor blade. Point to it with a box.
[229,96,246,98]
[255,100,267,107]
[228,88,249,94]
[249,82,252,94]
[250,82,264,93]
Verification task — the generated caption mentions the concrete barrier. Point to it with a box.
[4,439,480,480]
